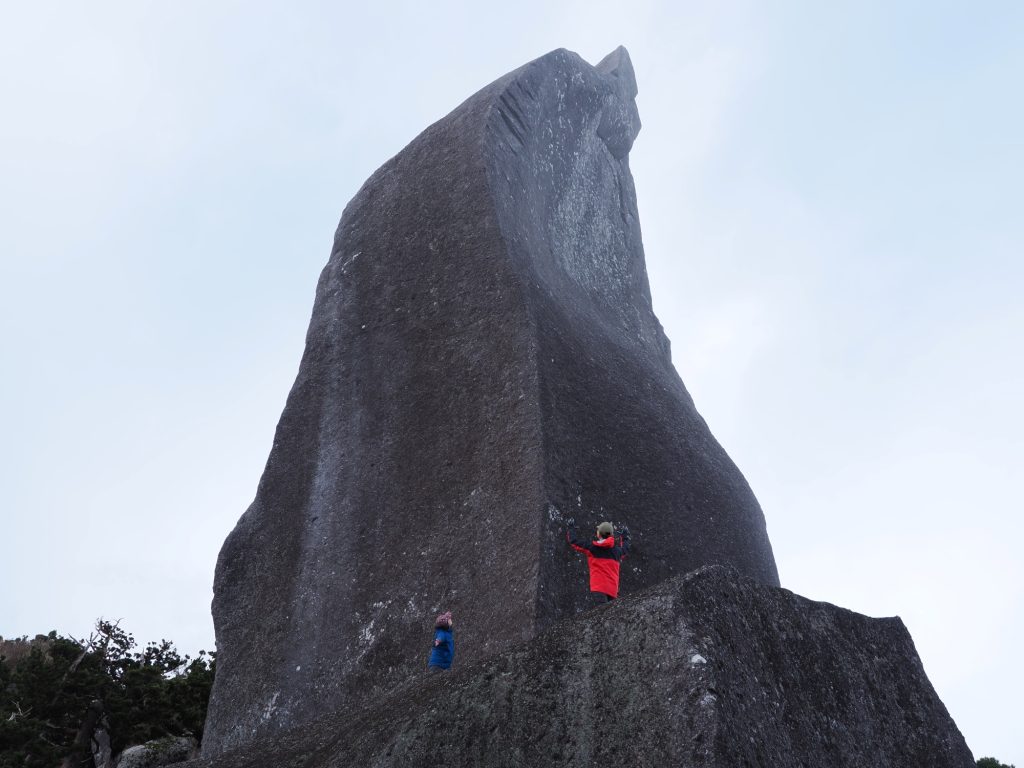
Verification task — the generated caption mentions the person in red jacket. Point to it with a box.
[567,521,631,604]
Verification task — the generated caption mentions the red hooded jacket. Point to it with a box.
[568,528,631,598]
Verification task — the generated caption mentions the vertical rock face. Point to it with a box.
[203,47,779,756]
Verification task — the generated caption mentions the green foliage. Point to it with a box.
[0,621,215,767]
[977,758,1016,768]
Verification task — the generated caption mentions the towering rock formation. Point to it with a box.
[203,46,780,755]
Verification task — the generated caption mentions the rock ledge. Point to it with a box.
[185,566,973,767]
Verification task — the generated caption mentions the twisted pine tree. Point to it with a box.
[0,620,214,768]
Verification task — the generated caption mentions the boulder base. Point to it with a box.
[185,567,974,767]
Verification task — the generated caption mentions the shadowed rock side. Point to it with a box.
[185,568,974,768]
[483,48,779,625]
[203,47,778,756]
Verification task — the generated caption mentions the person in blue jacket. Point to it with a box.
[428,611,454,672]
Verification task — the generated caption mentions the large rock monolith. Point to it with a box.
[203,47,779,756]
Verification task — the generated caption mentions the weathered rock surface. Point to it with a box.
[117,737,199,768]
[203,46,779,755]
[185,567,974,767]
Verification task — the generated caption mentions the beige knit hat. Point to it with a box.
[596,522,614,538]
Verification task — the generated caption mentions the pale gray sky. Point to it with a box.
[2,1,1021,763]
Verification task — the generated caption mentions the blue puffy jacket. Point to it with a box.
[428,627,454,669]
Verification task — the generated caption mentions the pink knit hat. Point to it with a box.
[435,611,452,628]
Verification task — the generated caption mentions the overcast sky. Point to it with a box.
[2,1,1021,763]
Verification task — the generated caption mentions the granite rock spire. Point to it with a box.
[202,46,778,756]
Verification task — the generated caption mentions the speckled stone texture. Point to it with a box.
[185,567,974,768]
[203,47,779,756]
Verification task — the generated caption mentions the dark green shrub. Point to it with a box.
[0,621,214,767]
